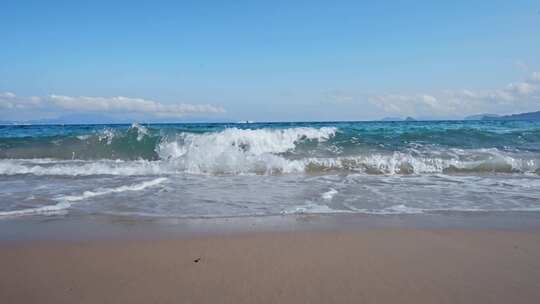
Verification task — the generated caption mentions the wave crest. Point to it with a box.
[156,127,336,174]
[1,126,539,176]
[1,150,537,176]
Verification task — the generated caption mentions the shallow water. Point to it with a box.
[1,121,540,218]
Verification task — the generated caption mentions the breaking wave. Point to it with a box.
[0,150,538,176]
[1,124,539,176]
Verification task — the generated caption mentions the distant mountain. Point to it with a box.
[404,116,416,121]
[464,111,540,121]
[490,111,540,121]
[464,114,501,120]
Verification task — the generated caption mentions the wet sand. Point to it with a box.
[2,229,540,304]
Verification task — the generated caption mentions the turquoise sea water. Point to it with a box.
[1,121,540,218]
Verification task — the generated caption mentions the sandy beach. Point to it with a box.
[2,228,540,304]
[3,1,540,303]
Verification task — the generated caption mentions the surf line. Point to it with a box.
[0,177,168,217]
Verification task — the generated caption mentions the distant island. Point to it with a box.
[464,114,501,120]
[379,110,540,122]
[465,111,540,121]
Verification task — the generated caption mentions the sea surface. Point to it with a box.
[1,121,540,219]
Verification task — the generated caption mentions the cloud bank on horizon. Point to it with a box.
[0,92,225,121]
[2,71,539,122]
[366,71,540,118]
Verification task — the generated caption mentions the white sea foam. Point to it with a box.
[76,134,91,140]
[348,205,540,215]
[131,123,149,141]
[281,202,425,216]
[157,127,336,174]
[57,177,167,202]
[0,151,537,176]
[280,203,540,216]
[0,201,72,217]
[304,151,538,175]
[0,159,167,176]
[304,153,449,174]
[281,202,353,215]
[352,204,426,215]
[98,128,116,144]
[321,188,338,200]
[0,177,168,217]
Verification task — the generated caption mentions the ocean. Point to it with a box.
[1,120,540,219]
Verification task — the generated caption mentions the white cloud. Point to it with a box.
[0,92,16,99]
[0,92,42,110]
[507,82,537,95]
[0,92,225,118]
[368,71,540,117]
[530,72,540,82]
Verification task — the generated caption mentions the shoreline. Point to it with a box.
[2,211,540,241]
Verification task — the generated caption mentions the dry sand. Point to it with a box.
[1,229,540,304]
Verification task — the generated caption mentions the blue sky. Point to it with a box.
[1,0,539,122]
